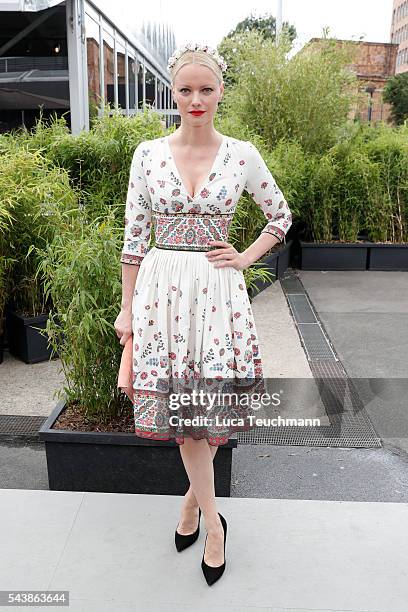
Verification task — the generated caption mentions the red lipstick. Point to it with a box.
[189,111,206,116]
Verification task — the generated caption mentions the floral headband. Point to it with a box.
[167,42,228,74]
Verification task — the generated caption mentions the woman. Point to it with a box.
[114,42,292,586]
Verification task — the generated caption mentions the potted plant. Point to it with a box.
[299,122,408,270]
[299,147,371,270]
[1,148,77,363]
[364,127,408,270]
[0,196,15,363]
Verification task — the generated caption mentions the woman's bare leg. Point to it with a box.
[178,438,225,566]
[177,442,218,534]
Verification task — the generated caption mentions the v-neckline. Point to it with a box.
[165,134,226,200]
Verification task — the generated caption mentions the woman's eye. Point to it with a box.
[180,88,213,93]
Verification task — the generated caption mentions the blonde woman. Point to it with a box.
[114,42,292,586]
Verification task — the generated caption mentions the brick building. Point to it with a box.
[303,38,399,125]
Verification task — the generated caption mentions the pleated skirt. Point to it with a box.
[131,246,265,446]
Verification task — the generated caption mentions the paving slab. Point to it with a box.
[0,489,406,612]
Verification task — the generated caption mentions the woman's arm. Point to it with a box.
[119,140,153,311]
[121,263,139,312]
[242,141,292,266]
[241,232,281,268]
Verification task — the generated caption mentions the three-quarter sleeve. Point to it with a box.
[120,141,152,265]
[244,141,292,244]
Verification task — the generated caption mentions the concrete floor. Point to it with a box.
[0,488,407,611]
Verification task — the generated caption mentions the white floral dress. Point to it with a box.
[120,134,292,445]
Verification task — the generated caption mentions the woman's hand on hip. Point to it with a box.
[205,241,250,271]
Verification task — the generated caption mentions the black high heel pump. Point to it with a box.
[175,508,201,552]
[201,512,227,586]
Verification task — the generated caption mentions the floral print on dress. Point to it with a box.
[244,142,293,244]
[120,142,152,265]
[119,135,293,446]
[120,136,292,263]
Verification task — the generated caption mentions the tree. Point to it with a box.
[225,12,296,42]
[217,30,361,155]
[217,12,297,88]
[383,73,408,125]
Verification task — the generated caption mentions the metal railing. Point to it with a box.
[0,56,68,73]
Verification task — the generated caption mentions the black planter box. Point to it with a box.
[300,240,408,271]
[368,243,408,271]
[277,238,292,277]
[6,309,59,364]
[6,309,51,364]
[248,239,292,299]
[300,240,369,270]
[38,399,237,496]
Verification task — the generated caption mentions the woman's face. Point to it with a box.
[171,63,224,127]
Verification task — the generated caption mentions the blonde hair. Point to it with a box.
[169,50,223,86]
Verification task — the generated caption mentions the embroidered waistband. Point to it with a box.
[152,211,232,251]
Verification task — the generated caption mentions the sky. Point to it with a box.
[167,0,393,54]
[96,0,394,57]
